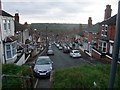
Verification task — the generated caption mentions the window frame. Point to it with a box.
[101,24,108,37]
[3,19,7,33]
[98,40,107,53]
[5,41,17,60]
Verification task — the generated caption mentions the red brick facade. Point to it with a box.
[92,49,101,59]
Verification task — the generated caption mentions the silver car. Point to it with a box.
[33,56,53,78]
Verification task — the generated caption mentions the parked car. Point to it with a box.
[48,46,52,50]
[63,46,70,53]
[58,46,63,50]
[70,50,81,58]
[33,56,53,78]
[56,44,60,48]
[47,49,54,55]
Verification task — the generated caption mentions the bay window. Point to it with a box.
[5,42,17,60]
[98,40,107,53]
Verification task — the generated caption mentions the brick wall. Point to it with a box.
[92,49,101,59]
[105,55,112,62]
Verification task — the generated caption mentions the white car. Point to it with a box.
[47,49,54,55]
[58,46,63,50]
[33,56,53,78]
[56,44,60,48]
[70,50,81,58]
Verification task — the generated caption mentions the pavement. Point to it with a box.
[79,47,111,64]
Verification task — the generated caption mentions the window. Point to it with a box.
[12,43,16,56]
[5,42,17,60]
[8,20,11,32]
[119,49,120,59]
[6,45,12,58]
[101,24,108,37]
[3,19,7,32]
[98,41,107,53]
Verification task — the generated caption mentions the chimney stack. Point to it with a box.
[14,13,19,22]
[88,17,92,27]
[0,0,2,15]
[104,5,112,20]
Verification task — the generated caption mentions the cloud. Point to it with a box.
[2,0,118,24]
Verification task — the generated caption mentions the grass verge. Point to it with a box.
[51,64,120,89]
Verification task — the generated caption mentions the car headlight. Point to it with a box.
[34,68,38,73]
[47,67,52,72]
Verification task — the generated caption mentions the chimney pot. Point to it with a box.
[14,13,19,22]
[88,17,92,27]
[104,4,112,20]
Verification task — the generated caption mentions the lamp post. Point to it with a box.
[108,0,120,89]
[46,26,48,55]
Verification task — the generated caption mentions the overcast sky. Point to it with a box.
[2,0,118,24]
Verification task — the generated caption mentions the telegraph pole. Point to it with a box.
[108,0,120,89]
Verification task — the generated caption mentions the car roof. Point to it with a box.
[38,56,50,59]
[72,50,79,52]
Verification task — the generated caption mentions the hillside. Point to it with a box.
[30,23,87,32]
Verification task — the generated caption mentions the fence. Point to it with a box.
[2,74,34,90]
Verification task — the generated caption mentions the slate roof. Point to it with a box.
[14,21,29,32]
[77,31,84,37]
[4,36,17,43]
[2,10,13,17]
[83,23,100,33]
[101,14,117,25]
[99,36,109,42]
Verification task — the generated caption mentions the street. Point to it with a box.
[50,45,89,70]
[31,44,99,88]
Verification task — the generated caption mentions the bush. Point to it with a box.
[2,64,33,89]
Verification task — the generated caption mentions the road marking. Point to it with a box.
[34,79,38,88]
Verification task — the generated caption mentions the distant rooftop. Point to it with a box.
[101,14,117,25]
[83,23,100,33]
[2,10,13,17]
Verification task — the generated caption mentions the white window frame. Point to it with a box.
[109,43,113,54]
[119,49,120,58]
[7,20,11,33]
[3,19,7,33]
[98,40,107,53]
[5,41,17,60]
[101,24,108,37]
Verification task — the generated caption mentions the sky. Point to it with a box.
[2,0,118,24]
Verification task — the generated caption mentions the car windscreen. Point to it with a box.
[36,58,51,65]
[74,51,80,53]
